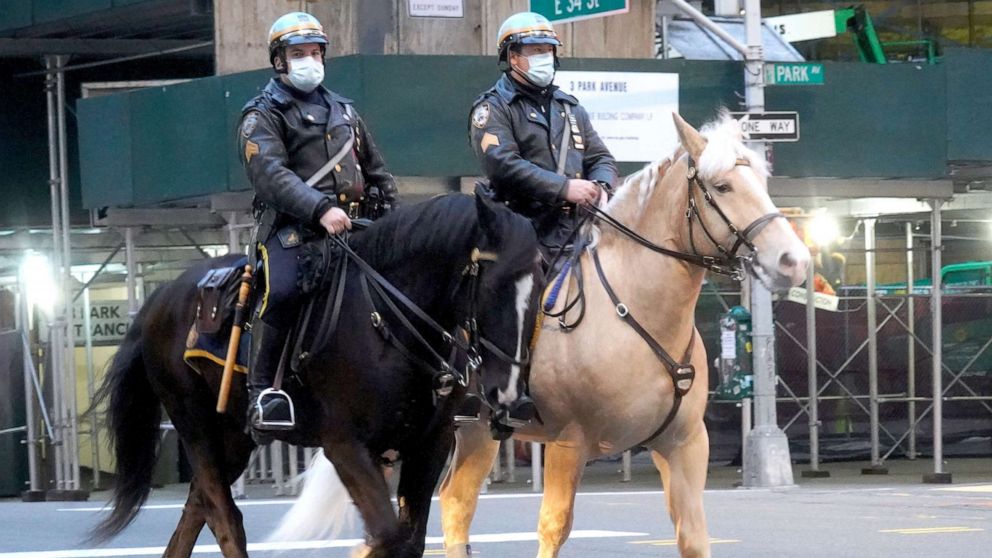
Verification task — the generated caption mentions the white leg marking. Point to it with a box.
[498,274,534,404]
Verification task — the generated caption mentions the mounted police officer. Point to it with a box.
[239,12,397,431]
[467,12,617,432]
[470,12,617,265]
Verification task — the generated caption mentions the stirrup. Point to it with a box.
[253,388,296,430]
[453,393,484,425]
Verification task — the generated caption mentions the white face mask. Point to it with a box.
[523,52,555,87]
[287,56,324,93]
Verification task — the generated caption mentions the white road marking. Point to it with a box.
[933,484,992,493]
[0,530,647,558]
[58,489,675,512]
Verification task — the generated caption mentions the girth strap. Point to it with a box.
[591,248,696,447]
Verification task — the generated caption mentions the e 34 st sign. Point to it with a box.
[530,0,629,24]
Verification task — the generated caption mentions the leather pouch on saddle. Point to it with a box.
[184,260,250,376]
[195,266,243,334]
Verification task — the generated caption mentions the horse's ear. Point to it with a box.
[474,186,501,242]
[673,113,707,161]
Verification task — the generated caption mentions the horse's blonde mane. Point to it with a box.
[606,111,769,221]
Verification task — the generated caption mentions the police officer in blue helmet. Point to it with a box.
[468,13,617,436]
[239,12,397,433]
[472,12,616,262]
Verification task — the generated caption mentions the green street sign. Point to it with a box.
[764,63,825,86]
[529,0,629,24]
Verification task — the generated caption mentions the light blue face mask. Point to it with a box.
[287,56,324,93]
[523,52,555,87]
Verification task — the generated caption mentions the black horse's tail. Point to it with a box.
[90,290,163,542]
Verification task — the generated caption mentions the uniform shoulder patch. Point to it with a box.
[471,103,491,129]
[240,112,260,138]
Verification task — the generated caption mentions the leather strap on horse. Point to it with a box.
[591,248,696,448]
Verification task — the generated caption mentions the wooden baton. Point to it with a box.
[217,265,253,414]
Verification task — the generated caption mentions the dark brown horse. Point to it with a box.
[91,192,543,558]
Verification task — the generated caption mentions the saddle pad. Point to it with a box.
[184,319,250,376]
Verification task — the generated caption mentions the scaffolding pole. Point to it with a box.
[924,200,951,483]
[906,222,917,460]
[863,218,887,474]
[802,254,828,478]
[56,54,81,492]
[45,55,66,492]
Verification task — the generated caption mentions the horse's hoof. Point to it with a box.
[444,542,472,558]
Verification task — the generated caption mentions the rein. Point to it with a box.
[329,235,526,396]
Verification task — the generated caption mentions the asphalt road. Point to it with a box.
[1,458,990,557]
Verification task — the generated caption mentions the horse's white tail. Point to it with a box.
[267,452,359,542]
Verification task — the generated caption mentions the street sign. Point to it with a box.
[408,0,463,18]
[765,10,837,43]
[529,0,629,25]
[729,112,800,142]
[765,63,825,86]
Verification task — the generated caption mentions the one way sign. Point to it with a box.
[729,112,800,142]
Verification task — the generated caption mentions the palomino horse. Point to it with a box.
[91,193,543,558]
[439,114,810,558]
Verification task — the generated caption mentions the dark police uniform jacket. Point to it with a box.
[469,74,617,251]
[239,78,397,232]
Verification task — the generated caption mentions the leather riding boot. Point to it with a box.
[247,320,295,431]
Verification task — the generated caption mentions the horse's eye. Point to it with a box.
[714,183,731,194]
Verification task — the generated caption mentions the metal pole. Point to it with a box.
[906,222,917,460]
[863,218,887,474]
[45,55,67,491]
[741,0,793,488]
[17,280,40,494]
[83,288,100,489]
[741,398,752,451]
[227,212,239,255]
[504,440,516,484]
[802,255,828,477]
[661,15,670,59]
[56,55,81,491]
[531,442,542,493]
[924,200,951,483]
[669,0,749,54]
[125,228,139,319]
[621,450,632,482]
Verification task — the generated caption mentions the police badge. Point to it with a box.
[241,112,259,138]
[471,103,490,129]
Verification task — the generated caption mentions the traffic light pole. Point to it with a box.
[740,0,795,488]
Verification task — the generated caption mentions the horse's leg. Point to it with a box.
[440,420,500,558]
[396,423,456,557]
[536,441,586,558]
[166,410,252,558]
[651,424,711,558]
[163,477,207,557]
[325,441,405,557]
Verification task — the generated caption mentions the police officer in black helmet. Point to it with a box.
[239,12,397,432]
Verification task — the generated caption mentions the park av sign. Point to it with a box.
[530,0,629,24]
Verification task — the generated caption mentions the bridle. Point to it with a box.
[571,152,786,448]
[586,153,785,280]
[335,236,528,397]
